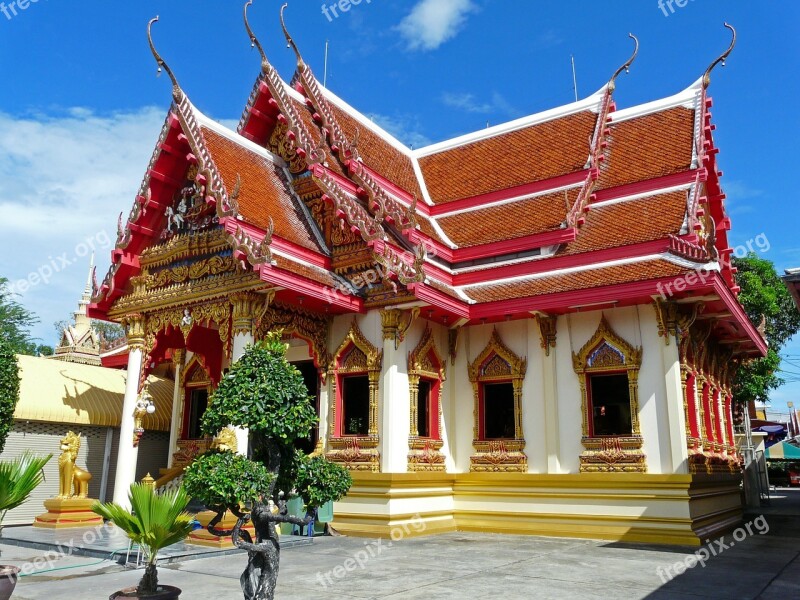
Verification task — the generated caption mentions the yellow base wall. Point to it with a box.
[331,472,743,546]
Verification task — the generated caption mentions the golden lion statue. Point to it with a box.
[58,431,92,499]
[211,428,239,453]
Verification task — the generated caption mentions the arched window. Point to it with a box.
[468,329,527,472]
[407,327,446,471]
[572,316,646,473]
[326,319,382,472]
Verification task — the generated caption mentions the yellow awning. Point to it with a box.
[14,355,173,431]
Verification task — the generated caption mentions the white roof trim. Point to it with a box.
[413,85,608,158]
[609,77,703,124]
[460,252,707,290]
[192,104,287,167]
[589,182,693,210]
[320,85,414,156]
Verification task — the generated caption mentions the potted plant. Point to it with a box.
[92,484,194,599]
[0,452,51,600]
[183,335,352,600]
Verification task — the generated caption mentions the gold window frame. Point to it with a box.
[468,328,527,472]
[572,316,646,473]
[326,319,382,472]
[407,327,447,471]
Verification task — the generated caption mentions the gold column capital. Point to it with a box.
[534,313,558,356]
[231,290,274,337]
[380,307,419,349]
[122,313,146,351]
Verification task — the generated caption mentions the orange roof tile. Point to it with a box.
[271,255,338,288]
[597,107,695,190]
[327,102,423,198]
[465,260,688,303]
[200,126,324,254]
[418,111,597,205]
[436,188,579,248]
[561,190,688,255]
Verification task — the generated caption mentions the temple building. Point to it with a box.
[87,8,765,545]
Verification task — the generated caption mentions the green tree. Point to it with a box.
[183,333,351,600]
[733,254,800,404]
[0,337,21,454]
[0,277,40,355]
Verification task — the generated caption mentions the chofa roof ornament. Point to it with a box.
[608,33,640,93]
[703,23,737,89]
[146,16,183,102]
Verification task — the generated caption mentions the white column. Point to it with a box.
[380,310,411,473]
[113,315,146,507]
[537,316,562,474]
[231,332,253,456]
[660,335,690,474]
[230,292,267,458]
[167,349,185,469]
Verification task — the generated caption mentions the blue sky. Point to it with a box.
[1,0,799,411]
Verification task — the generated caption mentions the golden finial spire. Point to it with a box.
[280,3,304,66]
[608,33,639,93]
[703,23,736,89]
[243,0,270,72]
[147,16,182,102]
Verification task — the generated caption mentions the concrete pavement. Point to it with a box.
[5,489,799,599]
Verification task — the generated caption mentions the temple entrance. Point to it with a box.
[293,360,320,454]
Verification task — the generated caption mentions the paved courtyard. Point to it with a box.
[4,490,799,599]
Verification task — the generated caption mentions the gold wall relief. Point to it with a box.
[535,314,558,356]
[380,308,419,350]
[407,327,447,472]
[572,316,646,473]
[467,328,527,472]
[326,319,382,472]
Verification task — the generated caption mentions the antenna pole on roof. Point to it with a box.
[571,54,578,102]
[323,39,329,87]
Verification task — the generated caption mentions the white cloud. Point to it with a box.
[441,91,520,119]
[396,0,477,51]
[0,107,169,345]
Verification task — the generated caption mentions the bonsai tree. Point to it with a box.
[183,334,352,600]
[92,484,194,597]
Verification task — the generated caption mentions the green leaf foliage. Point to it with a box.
[92,484,194,565]
[0,336,21,454]
[0,452,51,526]
[200,335,317,443]
[732,254,800,404]
[294,454,352,511]
[0,277,41,355]
[183,450,273,511]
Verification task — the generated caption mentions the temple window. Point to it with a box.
[293,359,322,454]
[482,381,516,439]
[186,388,208,440]
[407,327,447,471]
[342,374,370,436]
[572,316,646,473]
[587,373,632,436]
[326,320,382,471]
[468,328,527,472]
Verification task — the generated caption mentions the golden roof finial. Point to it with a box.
[703,23,736,89]
[608,33,639,93]
[244,0,270,73]
[280,3,304,67]
[147,16,182,101]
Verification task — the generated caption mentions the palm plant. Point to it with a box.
[92,484,194,595]
[0,452,52,534]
